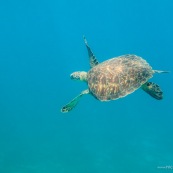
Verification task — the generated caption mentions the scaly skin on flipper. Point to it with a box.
[141,82,163,100]
[83,36,99,68]
[61,89,89,113]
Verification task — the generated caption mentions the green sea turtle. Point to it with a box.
[61,37,169,113]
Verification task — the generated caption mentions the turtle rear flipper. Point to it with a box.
[61,89,89,113]
[141,82,163,100]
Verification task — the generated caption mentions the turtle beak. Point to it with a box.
[70,72,79,80]
[70,74,75,79]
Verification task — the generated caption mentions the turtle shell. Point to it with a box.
[87,54,154,101]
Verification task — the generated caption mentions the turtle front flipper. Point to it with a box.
[141,82,163,100]
[61,89,90,113]
[83,36,99,68]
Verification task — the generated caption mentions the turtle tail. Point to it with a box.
[153,70,170,74]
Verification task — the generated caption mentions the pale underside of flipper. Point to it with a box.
[141,82,163,100]
[83,36,99,68]
[61,89,90,113]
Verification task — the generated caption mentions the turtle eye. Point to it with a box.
[75,76,80,80]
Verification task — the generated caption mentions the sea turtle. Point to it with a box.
[61,37,168,113]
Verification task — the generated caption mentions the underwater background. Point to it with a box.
[0,0,173,172]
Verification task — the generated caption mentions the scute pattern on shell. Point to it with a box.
[87,54,153,101]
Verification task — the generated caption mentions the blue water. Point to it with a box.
[0,0,173,172]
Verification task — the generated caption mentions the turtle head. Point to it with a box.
[70,71,87,82]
